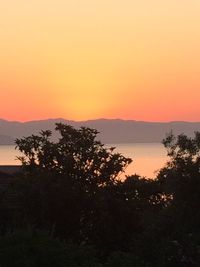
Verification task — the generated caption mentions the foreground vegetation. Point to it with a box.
[1,124,200,266]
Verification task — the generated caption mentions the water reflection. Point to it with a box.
[107,143,168,178]
[0,146,21,165]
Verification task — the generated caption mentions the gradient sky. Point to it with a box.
[1,0,200,121]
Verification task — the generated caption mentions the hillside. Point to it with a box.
[0,134,14,145]
[0,118,200,144]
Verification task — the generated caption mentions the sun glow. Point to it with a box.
[1,0,200,121]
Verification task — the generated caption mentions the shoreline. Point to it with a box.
[0,165,21,175]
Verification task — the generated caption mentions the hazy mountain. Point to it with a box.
[0,134,14,145]
[0,118,200,144]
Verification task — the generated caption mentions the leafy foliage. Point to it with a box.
[0,229,102,267]
[16,124,131,186]
[14,124,132,243]
[1,127,200,266]
[0,229,67,267]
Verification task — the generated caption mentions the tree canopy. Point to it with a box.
[1,126,200,266]
[16,123,132,187]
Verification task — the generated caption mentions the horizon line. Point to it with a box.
[1,117,200,124]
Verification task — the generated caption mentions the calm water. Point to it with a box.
[0,144,168,178]
[109,143,168,178]
[0,146,21,166]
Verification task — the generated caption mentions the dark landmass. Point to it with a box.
[0,165,21,175]
[1,118,200,144]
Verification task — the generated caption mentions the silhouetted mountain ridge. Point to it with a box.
[0,118,200,144]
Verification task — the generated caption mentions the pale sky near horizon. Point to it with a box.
[1,0,200,121]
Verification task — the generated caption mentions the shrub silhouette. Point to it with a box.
[16,123,131,187]
[3,128,200,266]
[0,228,102,267]
[14,123,132,243]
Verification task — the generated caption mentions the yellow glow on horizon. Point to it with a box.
[1,0,200,121]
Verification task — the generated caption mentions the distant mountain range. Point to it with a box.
[0,134,14,145]
[1,118,200,145]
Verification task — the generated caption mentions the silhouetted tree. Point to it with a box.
[154,132,200,266]
[3,128,200,266]
[158,132,200,226]
[14,123,132,243]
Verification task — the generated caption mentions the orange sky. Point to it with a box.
[1,0,200,122]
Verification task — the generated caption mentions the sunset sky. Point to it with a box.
[1,0,200,122]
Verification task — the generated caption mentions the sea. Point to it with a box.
[0,143,168,178]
